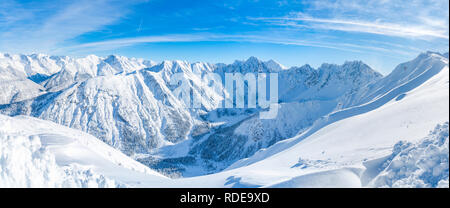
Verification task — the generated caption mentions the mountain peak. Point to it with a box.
[264,59,287,71]
[246,56,261,63]
[104,54,122,62]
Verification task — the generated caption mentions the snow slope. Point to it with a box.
[0,114,169,187]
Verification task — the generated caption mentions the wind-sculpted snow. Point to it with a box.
[0,114,169,187]
[0,125,119,188]
[367,122,449,188]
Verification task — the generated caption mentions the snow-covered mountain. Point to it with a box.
[0,51,448,187]
[0,53,66,104]
[0,58,220,156]
[0,53,155,104]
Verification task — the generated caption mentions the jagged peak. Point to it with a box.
[230,56,262,66]
[104,54,123,63]
[264,59,287,71]
[319,60,369,70]
[289,64,314,72]
[29,53,49,59]
[246,56,261,63]
[301,64,313,69]
[317,60,382,80]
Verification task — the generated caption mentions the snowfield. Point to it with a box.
[0,51,448,187]
[0,133,119,188]
[0,114,170,187]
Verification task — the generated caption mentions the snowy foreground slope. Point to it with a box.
[0,114,169,187]
[0,52,448,187]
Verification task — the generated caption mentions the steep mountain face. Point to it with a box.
[278,61,383,105]
[0,69,196,155]
[0,53,67,104]
[0,79,46,104]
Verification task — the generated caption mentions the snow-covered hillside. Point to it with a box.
[0,114,169,187]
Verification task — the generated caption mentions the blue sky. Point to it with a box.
[0,0,448,74]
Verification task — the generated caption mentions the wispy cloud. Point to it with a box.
[0,0,144,53]
[250,0,449,40]
[252,16,448,39]
[61,33,419,58]
[64,34,211,51]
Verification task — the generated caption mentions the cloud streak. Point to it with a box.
[0,0,144,53]
[62,33,420,58]
[252,16,448,39]
[250,0,448,40]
